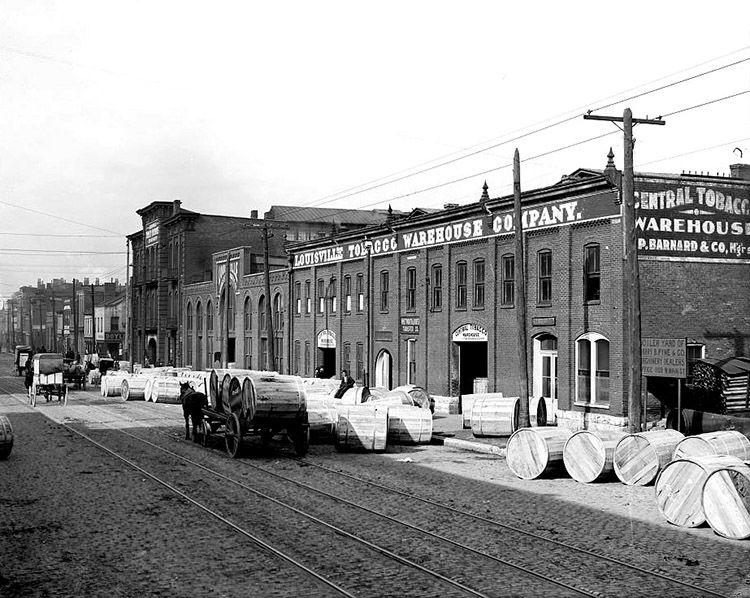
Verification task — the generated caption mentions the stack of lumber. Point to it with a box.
[563,430,626,483]
[507,427,573,479]
[702,461,750,540]
[335,404,388,451]
[655,455,744,528]
[613,429,684,486]
[692,357,750,413]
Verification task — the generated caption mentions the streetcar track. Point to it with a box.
[2,384,733,598]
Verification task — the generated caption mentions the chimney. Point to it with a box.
[250,209,258,219]
[172,199,182,215]
[729,163,750,181]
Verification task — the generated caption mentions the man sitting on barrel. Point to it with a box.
[333,369,355,399]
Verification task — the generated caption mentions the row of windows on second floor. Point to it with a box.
[184,291,285,336]
[292,242,604,317]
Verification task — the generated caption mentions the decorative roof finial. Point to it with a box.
[606,147,615,169]
[480,180,490,203]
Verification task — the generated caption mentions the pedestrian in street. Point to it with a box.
[333,369,355,399]
[23,358,33,398]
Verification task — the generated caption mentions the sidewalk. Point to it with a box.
[431,413,508,457]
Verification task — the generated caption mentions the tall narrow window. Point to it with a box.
[356,342,364,381]
[258,296,266,331]
[538,250,552,304]
[456,261,467,309]
[344,342,351,375]
[380,271,389,312]
[584,244,601,302]
[304,341,310,376]
[406,267,417,311]
[686,344,705,384]
[317,279,325,314]
[473,259,485,308]
[244,297,251,331]
[227,287,235,331]
[431,264,442,310]
[501,255,515,307]
[273,293,283,331]
[294,340,300,375]
[186,302,193,330]
[344,275,352,312]
[295,282,301,315]
[356,273,364,312]
[576,333,610,406]
[305,280,311,314]
[329,278,337,314]
[196,302,202,333]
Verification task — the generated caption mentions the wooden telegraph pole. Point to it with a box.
[584,108,664,432]
[263,223,275,371]
[223,253,230,368]
[513,149,531,428]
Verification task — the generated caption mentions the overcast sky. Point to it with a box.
[1,1,749,297]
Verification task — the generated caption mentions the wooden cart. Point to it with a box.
[200,370,309,458]
[30,353,68,407]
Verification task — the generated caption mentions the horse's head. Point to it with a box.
[179,381,192,395]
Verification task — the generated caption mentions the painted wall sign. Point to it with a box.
[532,316,556,327]
[635,180,750,264]
[291,191,619,268]
[145,221,160,248]
[105,331,123,341]
[400,316,420,335]
[452,323,488,342]
[641,337,687,378]
[317,329,336,349]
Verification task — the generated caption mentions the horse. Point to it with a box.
[179,382,208,442]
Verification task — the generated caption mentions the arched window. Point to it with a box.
[186,302,193,330]
[273,293,283,331]
[575,333,610,406]
[258,296,266,332]
[196,301,202,333]
[206,300,213,331]
[244,296,251,331]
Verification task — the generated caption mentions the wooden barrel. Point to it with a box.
[338,386,369,405]
[121,377,148,401]
[392,385,431,410]
[221,375,245,414]
[673,430,750,461]
[369,390,413,407]
[471,396,520,437]
[461,392,502,429]
[702,462,750,540]
[0,415,14,460]
[252,373,306,423]
[387,405,433,444]
[307,398,337,438]
[507,427,573,479]
[144,377,155,402]
[151,378,182,404]
[335,404,388,451]
[613,429,684,486]
[655,455,744,528]
[176,371,211,396]
[102,374,129,397]
[563,431,626,483]
[529,397,548,427]
[241,377,256,421]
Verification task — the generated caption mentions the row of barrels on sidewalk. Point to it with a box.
[506,426,750,540]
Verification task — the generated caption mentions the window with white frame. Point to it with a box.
[576,332,610,406]
[686,343,705,384]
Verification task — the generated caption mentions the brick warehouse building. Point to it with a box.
[178,159,749,430]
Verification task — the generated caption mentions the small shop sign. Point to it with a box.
[317,329,336,349]
[400,317,420,335]
[641,337,687,378]
[452,323,488,342]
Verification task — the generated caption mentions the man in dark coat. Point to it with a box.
[333,369,355,399]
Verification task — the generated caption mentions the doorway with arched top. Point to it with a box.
[375,349,392,390]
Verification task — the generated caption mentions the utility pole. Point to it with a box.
[223,252,230,368]
[584,108,664,432]
[513,149,531,428]
[125,240,130,363]
[263,223,275,371]
[91,284,96,356]
[73,279,79,358]
[51,294,56,353]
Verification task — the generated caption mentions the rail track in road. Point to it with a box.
[2,381,734,598]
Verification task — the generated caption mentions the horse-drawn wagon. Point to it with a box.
[29,353,68,407]
[196,369,309,458]
[14,345,32,376]
[62,358,86,390]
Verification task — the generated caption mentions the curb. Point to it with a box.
[433,435,506,458]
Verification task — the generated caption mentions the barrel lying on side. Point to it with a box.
[121,377,148,401]
[387,405,432,444]
[507,427,573,480]
[655,455,744,528]
[150,378,182,404]
[563,430,625,483]
[461,393,503,429]
[702,462,750,540]
[471,396,519,438]
[307,398,338,438]
[335,404,388,452]
[673,430,750,461]
[613,429,684,486]
[0,415,13,460]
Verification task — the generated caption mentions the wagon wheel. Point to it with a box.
[62,386,68,407]
[198,419,211,447]
[30,386,36,408]
[291,424,310,457]
[224,413,243,458]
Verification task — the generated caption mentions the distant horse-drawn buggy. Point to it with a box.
[14,345,33,376]
[181,369,309,458]
[62,358,86,390]
[29,353,68,407]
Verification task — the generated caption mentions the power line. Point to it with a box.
[0,232,121,238]
[0,199,123,236]
[636,137,750,168]
[659,89,750,118]
[277,53,750,215]
[0,248,126,255]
